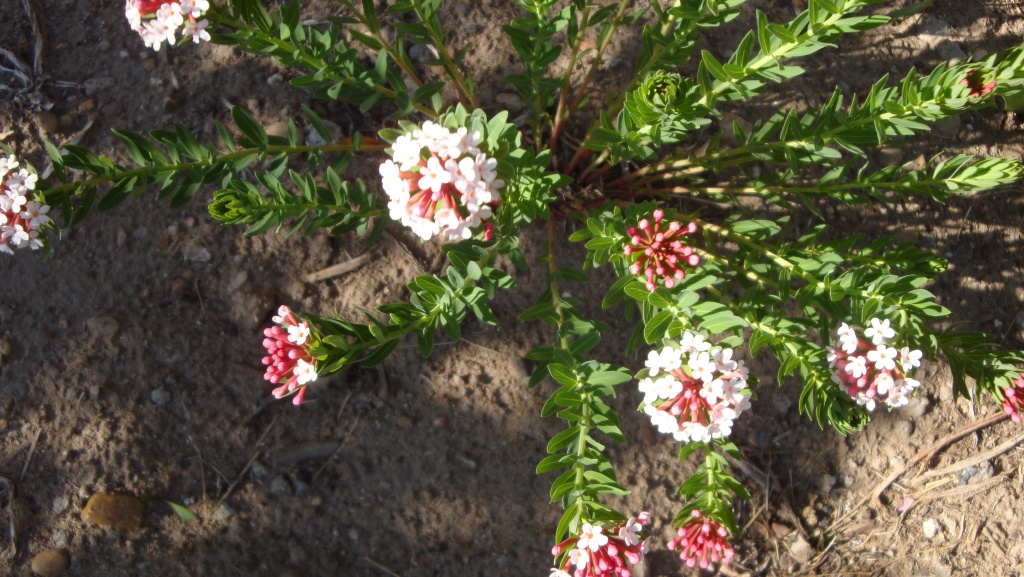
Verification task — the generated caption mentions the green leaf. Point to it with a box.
[166,501,196,522]
[231,106,267,145]
[548,363,578,387]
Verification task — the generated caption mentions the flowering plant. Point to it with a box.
[11,0,1024,572]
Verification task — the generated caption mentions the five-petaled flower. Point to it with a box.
[624,209,700,291]
[667,510,734,569]
[262,305,319,406]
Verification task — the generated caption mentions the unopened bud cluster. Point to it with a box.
[639,332,751,443]
[827,319,923,411]
[0,155,49,255]
[380,121,502,242]
[262,305,318,406]
[667,510,734,569]
[125,0,211,51]
[624,209,700,291]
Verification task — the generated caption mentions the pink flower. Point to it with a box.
[624,209,700,291]
[551,513,650,577]
[262,305,318,406]
[0,155,49,256]
[961,70,996,98]
[829,319,922,411]
[667,510,734,569]
[381,122,501,242]
[1002,373,1024,424]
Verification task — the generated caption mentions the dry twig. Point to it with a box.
[305,253,372,283]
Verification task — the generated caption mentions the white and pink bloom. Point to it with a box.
[262,305,319,406]
[827,318,923,411]
[1,155,50,255]
[550,513,649,577]
[638,332,751,443]
[125,0,211,50]
[667,510,734,569]
[624,209,700,291]
[380,121,502,242]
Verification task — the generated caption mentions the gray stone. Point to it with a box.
[875,146,904,167]
[269,475,291,496]
[150,387,170,407]
[51,496,70,514]
[933,115,961,137]
[916,15,953,47]
[937,41,966,63]
[184,245,211,263]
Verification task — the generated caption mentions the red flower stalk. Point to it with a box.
[624,209,700,291]
[1002,373,1024,424]
[961,70,996,98]
[667,510,734,569]
[261,305,318,406]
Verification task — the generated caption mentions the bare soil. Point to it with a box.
[1,1,1023,576]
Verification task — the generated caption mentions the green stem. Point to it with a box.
[335,0,428,89]
[412,0,478,109]
[43,141,384,204]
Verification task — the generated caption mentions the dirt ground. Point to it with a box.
[1,1,1024,576]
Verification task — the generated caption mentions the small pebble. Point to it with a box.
[213,503,235,522]
[922,518,939,539]
[37,111,60,133]
[0,338,11,357]
[150,387,170,407]
[86,316,120,339]
[31,548,70,577]
[494,92,524,112]
[52,496,70,514]
[77,99,96,113]
[269,475,291,496]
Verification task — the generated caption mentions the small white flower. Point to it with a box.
[293,359,318,385]
[618,517,643,546]
[864,318,895,345]
[678,331,712,355]
[646,346,682,376]
[873,371,895,396]
[839,330,859,354]
[417,156,452,193]
[866,345,898,371]
[550,569,572,577]
[287,322,310,345]
[6,168,37,194]
[272,305,291,324]
[182,19,211,43]
[392,134,424,171]
[713,347,738,372]
[567,548,588,570]
[900,347,922,370]
[0,154,19,179]
[688,351,716,383]
[844,356,868,379]
[178,0,210,18]
[22,201,50,228]
[577,523,609,552]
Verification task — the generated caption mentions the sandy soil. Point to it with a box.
[1,1,1023,576]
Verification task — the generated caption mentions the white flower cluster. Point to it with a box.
[827,318,923,411]
[380,121,503,241]
[638,332,751,443]
[1,155,49,254]
[125,0,211,51]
